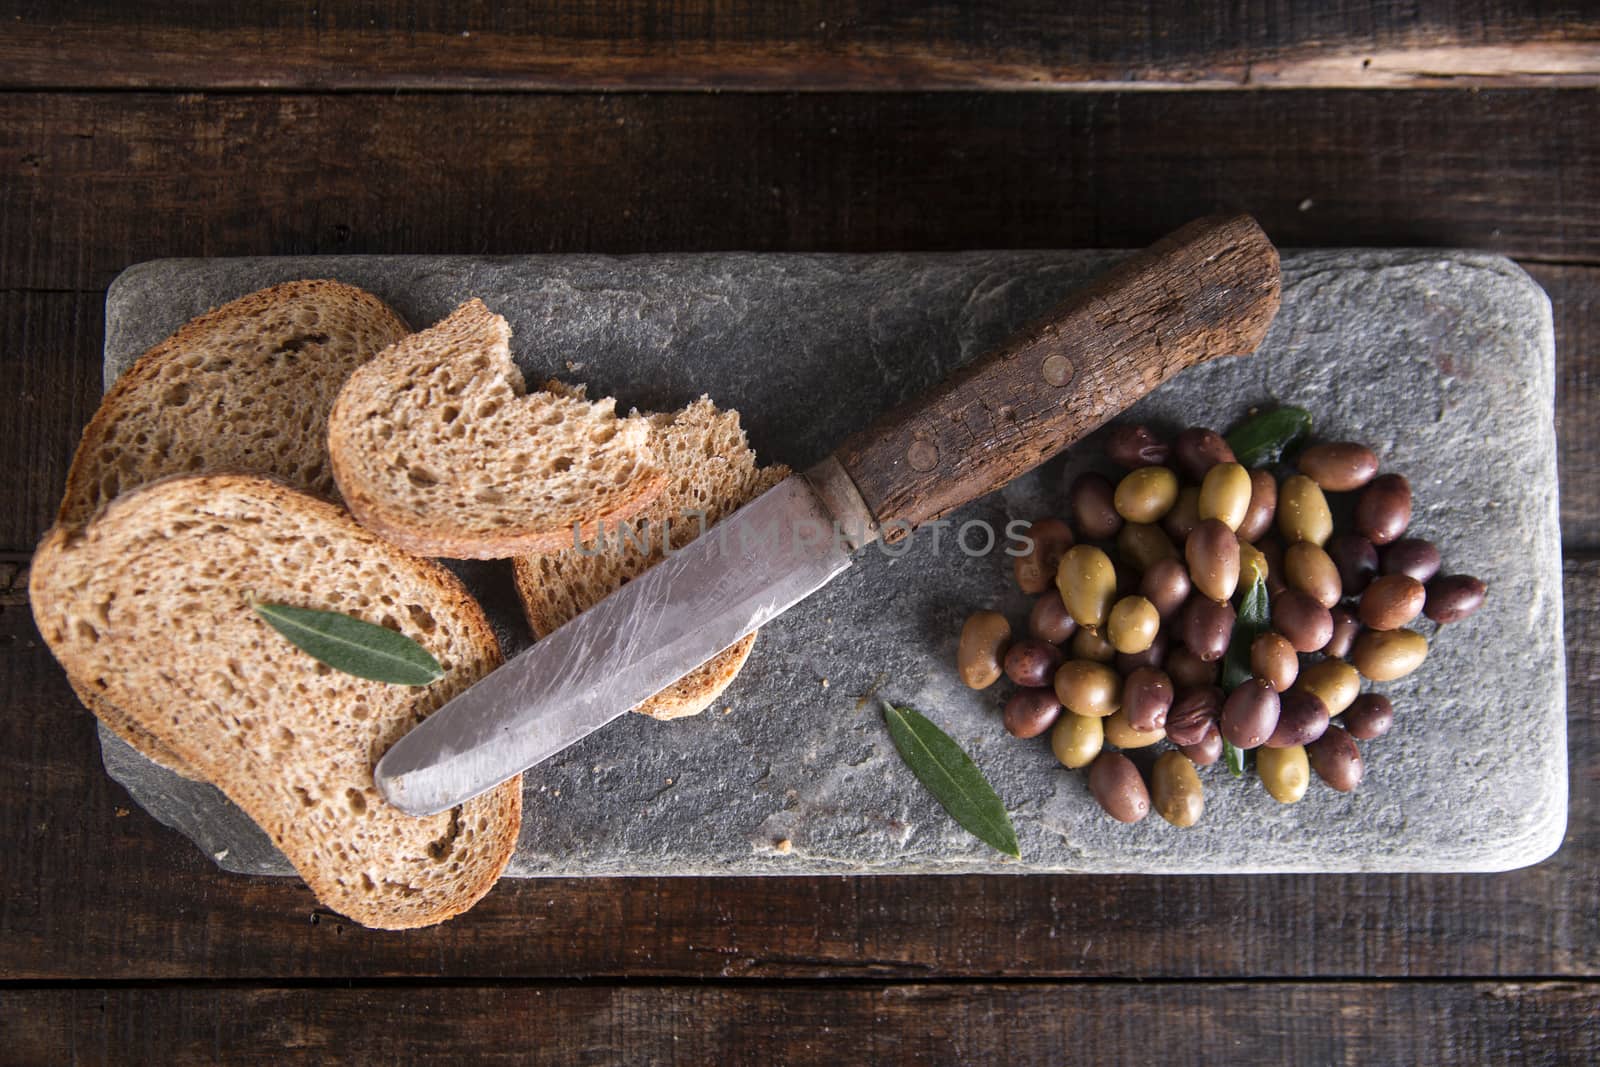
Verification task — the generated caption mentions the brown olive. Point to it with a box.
[1220,679,1281,750]
[1351,628,1428,681]
[1326,533,1379,597]
[1139,557,1192,621]
[1173,427,1236,484]
[1424,574,1487,624]
[1265,689,1330,748]
[1151,751,1205,828]
[1355,473,1412,546]
[1104,708,1165,749]
[1324,606,1361,659]
[1257,744,1310,804]
[1057,545,1118,629]
[1284,542,1342,609]
[957,610,1011,689]
[1003,637,1065,688]
[1294,658,1361,717]
[1165,645,1218,690]
[1114,466,1180,524]
[1307,725,1364,792]
[1028,589,1078,645]
[1117,522,1179,573]
[1199,462,1253,532]
[1122,667,1174,732]
[1003,687,1063,739]
[1116,628,1169,674]
[1161,487,1203,543]
[1051,711,1104,769]
[1272,589,1334,654]
[1165,685,1223,747]
[1359,574,1426,631]
[1381,538,1441,583]
[1342,693,1394,740]
[1069,472,1123,541]
[1179,594,1235,662]
[1070,626,1117,664]
[1088,752,1150,823]
[1104,423,1171,468]
[1054,659,1123,718]
[1250,632,1300,692]
[1180,730,1224,767]
[1236,469,1279,543]
[1278,475,1334,547]
[1257,536,1288,597]
[1013,517,1075,595]
[1106,596,1161,655]
[1297,441,1379,492]
[1185,519,1240,603]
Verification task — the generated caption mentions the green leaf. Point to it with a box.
[882,700,1020,859]
[1224,740,1248,778]
[1220,558,1271,779]
[1226,406,1313,469]
[251,600,444,686]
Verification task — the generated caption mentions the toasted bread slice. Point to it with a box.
[513,397,788,720]
[327,299,665,560]
[30,475,521,929]
[59,279,411,775]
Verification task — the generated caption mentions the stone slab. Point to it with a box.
[97,249,1565,875]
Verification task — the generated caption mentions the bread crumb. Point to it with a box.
[213,849,229,862]
[722,706,732,715]
[665,778,674,786]
[775,838,793,854]
[820,678,829,689]
[114,807,129,818]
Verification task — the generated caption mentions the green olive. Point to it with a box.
[1106,595,1160,655]
[956,610,1011,689]
[1104,707,1165,749]
[1051,711,1104,769]
[1278,475,1334,547]
[1113,465,1180,524]
[1351,628,1428,681]
[1257,744,1310,804]
[1053,659,1123,718]
[1057,545,1118,629]
[1284,542,1343,609]
[1151,750,1205,827]
[1294,658,1362,716]
[1117,522,1179,573]
[1198,461,1252,532]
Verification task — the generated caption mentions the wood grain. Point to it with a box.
[1,1,1596,91]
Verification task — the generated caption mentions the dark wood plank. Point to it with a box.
[2,1,1597,91]
[1535,265,1600,549]
[6,982,1599,1065]
[1,555,1593,980]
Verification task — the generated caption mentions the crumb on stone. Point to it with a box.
[775,838,793,854]
[820,678,829,689]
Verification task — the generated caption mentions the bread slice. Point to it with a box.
[513,396,788,720]
[327,299,666,560]
[56,280,411,777]
[29,474,521,930]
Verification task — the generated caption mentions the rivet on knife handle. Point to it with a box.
[826,213,1281,541]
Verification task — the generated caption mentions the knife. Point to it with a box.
[376,214,1281,816]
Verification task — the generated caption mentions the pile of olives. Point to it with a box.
[957,420,1487,828]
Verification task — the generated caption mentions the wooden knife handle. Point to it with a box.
[823,214,1281,543]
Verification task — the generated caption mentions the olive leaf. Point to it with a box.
[1226,406,1313,469]
[250,600,444,686]
[882,700,1020,859]
[1219,557,1271,778]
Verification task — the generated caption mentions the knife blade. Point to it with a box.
[376,213,1281,815]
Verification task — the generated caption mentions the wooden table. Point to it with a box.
[2,5,1596,1063]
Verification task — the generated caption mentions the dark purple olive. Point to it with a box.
[1140,557,1192,621]
[1123,667,1175,732]
[1359,574,1426,631]
[1166,686,1223,747]
[1088,752,1151,823]
[1256,535,1288,597]
[1324,606,1361,659]
[1381,538,1441,583]
[1297,442,1379,492]
[1266,690,1331,748]
[1003,638,1064,688]
[1220,679,1281,750]
[1165,645,1218,690]
[1173,428,1236,484]
[1343,693,1395,740]
[1003,688,1063,739]
[1070,472,1123,541]
[1424,574,1487,624]
[1028,589,1078,645]
[1236,469,1278,543]
[1272,589,1334,654]
[1307,726,1364,792]
[1179,730,1224,767]
[1355,473,1412,546]
[1116,627,1169,674]
[1014,517,1075,594]
[1104,424,1171,469]
[1180,594,1236,663]
[1326,533,1380,597]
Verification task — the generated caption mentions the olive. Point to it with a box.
[1057,545,1118,629]
[1161,487,1203,543]
[1003,637,1065,688]
[1104,423,1171,469]
[1236,469,1279,543]
[1114,466,1180,524]
[1272,589,1333,654]
[1381,538,1441,584]
[1343,693,1394,740]
[957,610,1011,689]
[1151,751,1205,828]
[1051,711,1104,769]
[1307,726,1364,792]
[1180,730,1224,767]
[1088,752,1150,823]
[1179,594,1236,662]
[1424,574,1487,624]
[1297,441,1379,492]
[1165,645,1218,690]
[1004,687,1063,739]
[1070,626,1117,664]
[1115,628,1169,674]
[1104,708,1165,749]
[1198,462,1253,532]
[1185,519,1240,603]
[1053,659,1123,718]
[1351,628,1428,681]
[1278,475,1334,547]
[1256,536,1289,597]
[1173,427,1236,484]
[1284,542,1342,609]
[1165,685,1223,747]
[1265,689,1330,748]
[1249,632,1299,692]
[1359,574,1426,631]
[1326,533,1380,596]
[1257,744,1311,804]
[1028,589,1078,645]
[1324,606,1361,659]
[1220,679,1281,749]
[1013,517,1075,594]
[1140,557,1192,621]
[1295,658,1361,717]
[1117,522,1180,573]
[1069,472,1123,541]
[1238,541,1269,589]
[1355,473,1412,546]
[1122,667,1174,732]
[1106,596,1160,655]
